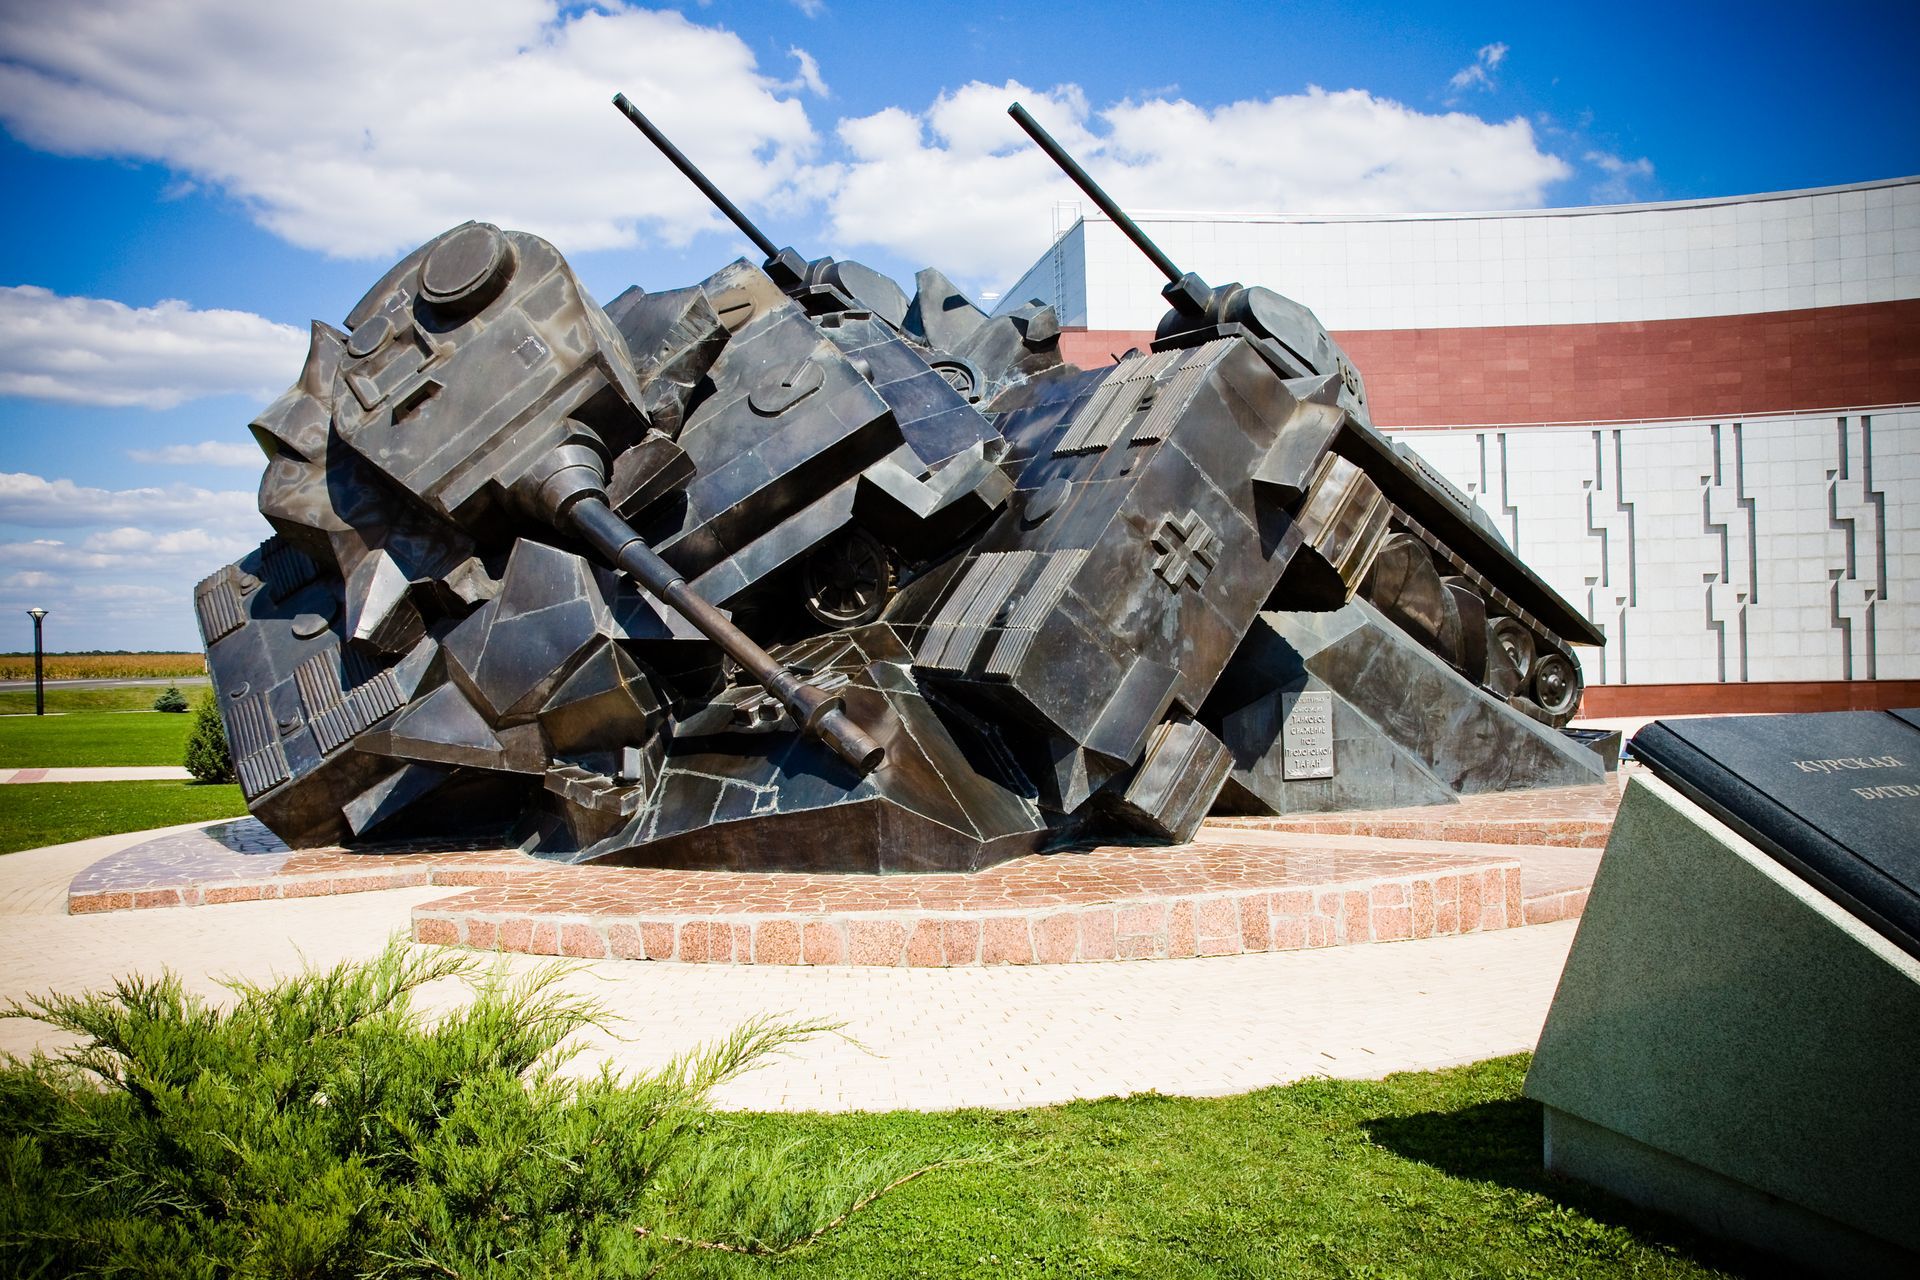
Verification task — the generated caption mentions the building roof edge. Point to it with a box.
[1068,175,1920,228]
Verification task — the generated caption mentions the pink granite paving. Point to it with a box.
[66,819,538,914]
[1210,774,1629,849]
[410,830,1533,966]
[66,801,1615,966]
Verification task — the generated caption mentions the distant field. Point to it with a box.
[0,781,246,855]
[0,652,206,681]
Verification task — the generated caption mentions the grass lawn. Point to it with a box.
[694,1056,1758,1280]
[0,706,196,767]
[0,780,246,853]
[0,939,1769,1280]
[0,683,205,715]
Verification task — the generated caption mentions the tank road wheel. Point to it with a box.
[1490,616,1536,681]
[803,530,896,627]
[1531,652,1582,723]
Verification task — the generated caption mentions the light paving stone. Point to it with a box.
[1,828,1581,1111]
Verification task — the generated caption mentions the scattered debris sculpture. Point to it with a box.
[194,95,1608,872]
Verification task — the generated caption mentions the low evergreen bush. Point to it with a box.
[183,691,234,782]
[151,685,190,713]
[0,941,954,1277]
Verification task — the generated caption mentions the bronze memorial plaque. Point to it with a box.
[1281,691,1335,780]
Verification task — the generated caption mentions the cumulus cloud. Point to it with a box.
[1585,149,1657,202]
[1448,42,1509,96]
[127,440,264,468]
[0,1,820,260]
[0,6,1582,294]
[0,286,306,409]
[825,80,1573,288]
[0,471,259,532]
[780,47,830,98]
[0,533,247,648]
[0,471,267,648]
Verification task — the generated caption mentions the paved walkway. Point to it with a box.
[1,825,1581,1111]
[1,767,194,783]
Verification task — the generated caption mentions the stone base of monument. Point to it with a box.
[1524,773,1920,1275]
[1208,600,1607,818]
[64,779,1621,964]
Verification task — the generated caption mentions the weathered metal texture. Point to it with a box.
[194,116,1608,870]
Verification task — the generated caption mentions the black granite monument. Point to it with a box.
[1631,710,1920,958]
[194,96,1606,872]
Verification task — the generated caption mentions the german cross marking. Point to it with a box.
[1152,510,1219,592]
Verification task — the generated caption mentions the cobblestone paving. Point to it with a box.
[2,826,1583,1111]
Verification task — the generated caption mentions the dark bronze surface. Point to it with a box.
[193,97,1606,872]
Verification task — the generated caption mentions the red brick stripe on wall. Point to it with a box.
[1058,299,1920,427]
[1579,680,1920,718]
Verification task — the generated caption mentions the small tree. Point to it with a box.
[184,691,234,783]
[151,684,189,713]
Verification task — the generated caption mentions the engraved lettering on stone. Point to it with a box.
[1281,690,1334,780]
[1853,784,1920,800]
[1791,755,1903,774]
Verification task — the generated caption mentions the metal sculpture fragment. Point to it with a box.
[196,96,1608,872]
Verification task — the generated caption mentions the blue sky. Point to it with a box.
[2,0,1916,651]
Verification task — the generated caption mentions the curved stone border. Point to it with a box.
[412,863,1526,966]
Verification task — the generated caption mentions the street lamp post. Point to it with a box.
[26,608,48,716]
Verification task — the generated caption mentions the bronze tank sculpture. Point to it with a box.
[194,96,1607,872]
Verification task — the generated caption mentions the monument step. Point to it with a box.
[63,818,1604,965]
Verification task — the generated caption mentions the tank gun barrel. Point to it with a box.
[1008,102,1210,316]
[521,441,884,775]
[613,92,780,260]
[1007,102,1182,286]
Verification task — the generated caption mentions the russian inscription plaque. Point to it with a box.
[1631,709,1920,959]
[1281,690,1335,780]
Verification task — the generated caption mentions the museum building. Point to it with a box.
[1000,176,1920,717]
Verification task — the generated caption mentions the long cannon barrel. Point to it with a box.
[613,92,780,260]
[521,443,885,774]
[1007,101,1183,286]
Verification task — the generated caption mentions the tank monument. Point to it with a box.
[193,97,1609,874]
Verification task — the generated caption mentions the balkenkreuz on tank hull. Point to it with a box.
[194,94,1608,871]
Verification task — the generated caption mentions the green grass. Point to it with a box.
[0,780,246,853]
[0,683,201,714]
[0,706,196,767]
[0,941,1770,1280]
[689,1057,1761,1280]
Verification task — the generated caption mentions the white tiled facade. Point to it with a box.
[1003,177,1920,331]
[1403,409,1917,685]
[1001,179,1920,692]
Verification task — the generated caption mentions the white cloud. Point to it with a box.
[0,1,819,260]
[825,81,1573,288]
[779,47,830,98]
[0,472,268,649]
[0,471,260,532]
[1585,150,1656,202]
[81,526,255,557]
[0,286,306,409]
[791,0,827,16]
[1448,42,1509,95]
[127,440,264,468]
